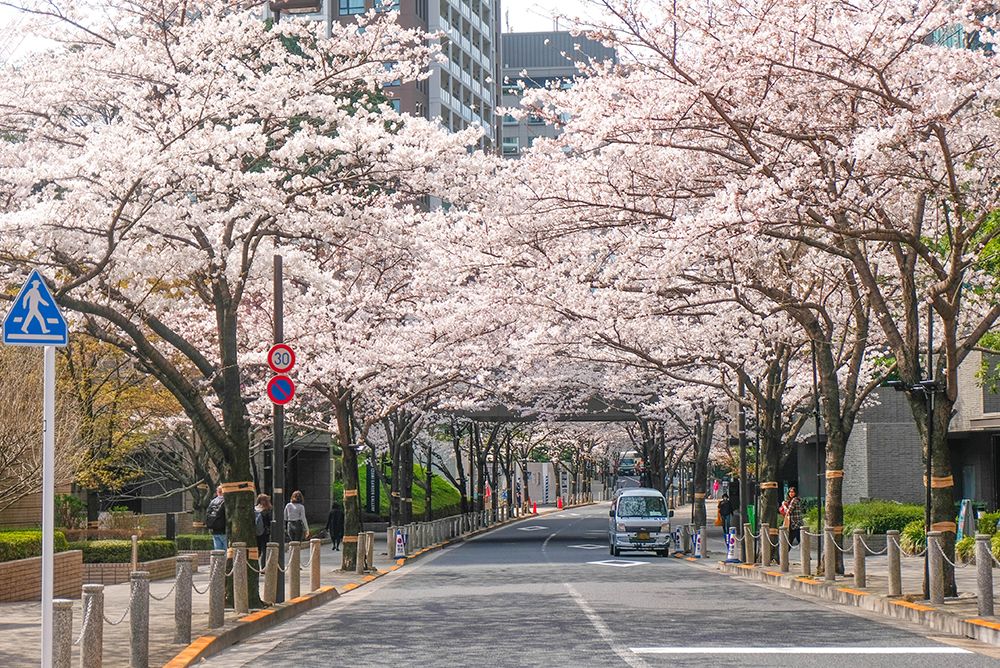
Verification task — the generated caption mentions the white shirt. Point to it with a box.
[284,502,306,523]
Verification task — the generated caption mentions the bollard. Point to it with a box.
[887,530,902,596]
[976,533,994,617]
[263,542,278,604]
[760,523,772,566]
[387,527,394,556]
[778,527,790,572]
[824,528,836,581]
[233,542,249,615]
[80,584,104,668]
[681,525,691,554]
[289,541,301,599]
[853,530,866,589]
[927,531,944,604]
[131,534,139,573]
[130,570,150,668]
[366,531,375,570]
[53,599,72,668]
[356,534,367,574]
[310,539,321,592]
[743,523,756,565]
[800,530,812,576]
[208,549,225,628]
[175,555,194,644]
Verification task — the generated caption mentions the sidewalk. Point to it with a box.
[0,504,568,668]
[671,499,1000,647]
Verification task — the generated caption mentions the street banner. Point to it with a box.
[366,460,379,514]
[394,528,405,558]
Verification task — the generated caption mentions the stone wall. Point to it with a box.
[0,550,82,602]
[83,556,178,586]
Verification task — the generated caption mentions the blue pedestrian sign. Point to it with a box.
[3,270,68,346]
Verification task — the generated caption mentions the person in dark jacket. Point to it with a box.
[327,501,345,551]
[205,485,227,551]
[717,493,734,537]
[254,494,272,566]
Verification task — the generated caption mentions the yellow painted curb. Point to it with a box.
[836,587,869,596]
[890,599,934,612]
[965,618,1000,631]
[163,636,216,668]
[795,577,820,585]
[764,571,784,577]
[341,582,359,592]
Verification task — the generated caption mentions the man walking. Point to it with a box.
[206,485,227,551]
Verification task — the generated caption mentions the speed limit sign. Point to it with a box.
[267,343,296,374]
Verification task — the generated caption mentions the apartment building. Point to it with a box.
[500,31,617,157]
[266,0,501,149]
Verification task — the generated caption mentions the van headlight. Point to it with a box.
[616,523,626,532]
[660,523,670,533]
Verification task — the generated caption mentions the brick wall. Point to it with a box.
[0,550,82,602]
[83,556,178,586]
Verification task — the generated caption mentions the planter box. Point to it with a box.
[0,550,82,602]
[83,555,180,585]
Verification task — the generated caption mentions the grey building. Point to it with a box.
[500,31,617,157]
[267,0,502,150]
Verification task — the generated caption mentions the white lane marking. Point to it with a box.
[630,647,971,655]
[565,583,650,668]
[568,544,606,550]
[517,525,548,531]
[542,532,557,550]
[588,559,649,567]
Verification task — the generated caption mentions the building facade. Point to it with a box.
[500,31,617,157]
[266,0,501,149]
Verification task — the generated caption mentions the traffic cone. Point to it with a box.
[557,497,563,509]
[532,502,537,514]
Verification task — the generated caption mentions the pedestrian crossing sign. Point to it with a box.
[3,270,69,346]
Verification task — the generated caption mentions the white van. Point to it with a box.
[608,488,673,557]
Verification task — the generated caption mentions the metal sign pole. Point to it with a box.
[273,254,286,603]
[42,345,55,667]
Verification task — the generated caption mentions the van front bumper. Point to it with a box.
[612,532,671,550]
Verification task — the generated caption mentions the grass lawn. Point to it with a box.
[332,464,462,519]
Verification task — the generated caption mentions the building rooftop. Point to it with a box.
[501,30,617,71]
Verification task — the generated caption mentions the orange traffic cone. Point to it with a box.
[557,497,563,509]
[532,502,537,514]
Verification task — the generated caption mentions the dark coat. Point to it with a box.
[327,505,345,540]
[718,499,734,517]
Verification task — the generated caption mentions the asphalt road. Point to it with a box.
[203,503,1000,667]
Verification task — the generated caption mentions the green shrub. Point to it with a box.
[994,534,1000,564]
[977,511,1000,536]
[55,494,87,529]
[69,539,176,563]
[175,534,214,551]
[956,536,976,563]
[0,530,69,562]
[805,500,924,535]
[899,519,926,554]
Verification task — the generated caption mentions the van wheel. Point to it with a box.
[657,550,669,558]
[610,545,619,557]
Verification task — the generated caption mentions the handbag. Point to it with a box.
[714,510,723,526]
[782,512,791,529]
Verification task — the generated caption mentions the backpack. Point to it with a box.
[255,510,266,537]
[205,497,225,532]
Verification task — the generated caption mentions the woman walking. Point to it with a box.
[285,490,308,542]
[254,494,272,566]
[781,487,803,545]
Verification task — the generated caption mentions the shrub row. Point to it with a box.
[175,534,214,551]
[67,539,176,564]
[805,500,924,535]
[977,511,1000,536]
[955,534,1000,564]
[0,530,70,562]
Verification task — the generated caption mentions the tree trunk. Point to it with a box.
[336,395,360,571]
[425,445,432,522]
[451,421,468,513]
[691,409,715,528]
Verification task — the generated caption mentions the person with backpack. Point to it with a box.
[285,490,308,543]
[326,500,345,552]
[255,493,273,566]
[206,485,227,551]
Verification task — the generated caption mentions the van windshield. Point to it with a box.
[617,496,667,518]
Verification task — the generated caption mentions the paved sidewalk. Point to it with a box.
[0,505,565,668]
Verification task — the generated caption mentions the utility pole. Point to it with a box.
[272,254,286,603]
[738,376,748,548]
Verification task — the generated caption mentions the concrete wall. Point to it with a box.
[83,556,177,586]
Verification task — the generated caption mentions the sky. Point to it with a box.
[505,1,599,33]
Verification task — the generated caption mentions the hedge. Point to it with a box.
[977,511,1000,536]
[805,500,924,535]
[899,519,926,554]
[67,539,176,563]
[956,534,1000,565]
[0,530,70,562]
[175,534,214,551]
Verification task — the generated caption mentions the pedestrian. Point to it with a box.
[205,485,227,551]
[285,490,308,543]
[781,487,803,545]
[712,479,720,499]
[255,493,272,566]
[327,500,345,552]
[717,493,734,537]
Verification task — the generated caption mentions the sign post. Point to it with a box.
[3,270,69,668]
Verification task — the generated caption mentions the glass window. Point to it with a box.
[501,137,519,155]
[527,114,544,125]
[617,496,667,518]
[502,113,517,126]
[340,0,366,15]
[383,62,401,87]
[375,0,400,11]
[389,99,401,112]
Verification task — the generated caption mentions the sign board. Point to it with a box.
[3,270,68,346]
[394,528,406,558]
[267,343,295,374]
[957,499,974,540]
[365,460,380,514]
[266,375,295,405]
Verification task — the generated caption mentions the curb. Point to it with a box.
[717,561,1000,648]
[165,503,595,666]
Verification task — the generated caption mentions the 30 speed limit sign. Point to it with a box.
[267,343,296,374]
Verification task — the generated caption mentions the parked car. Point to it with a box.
[608,488,673,557]
[618,456,637,476]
